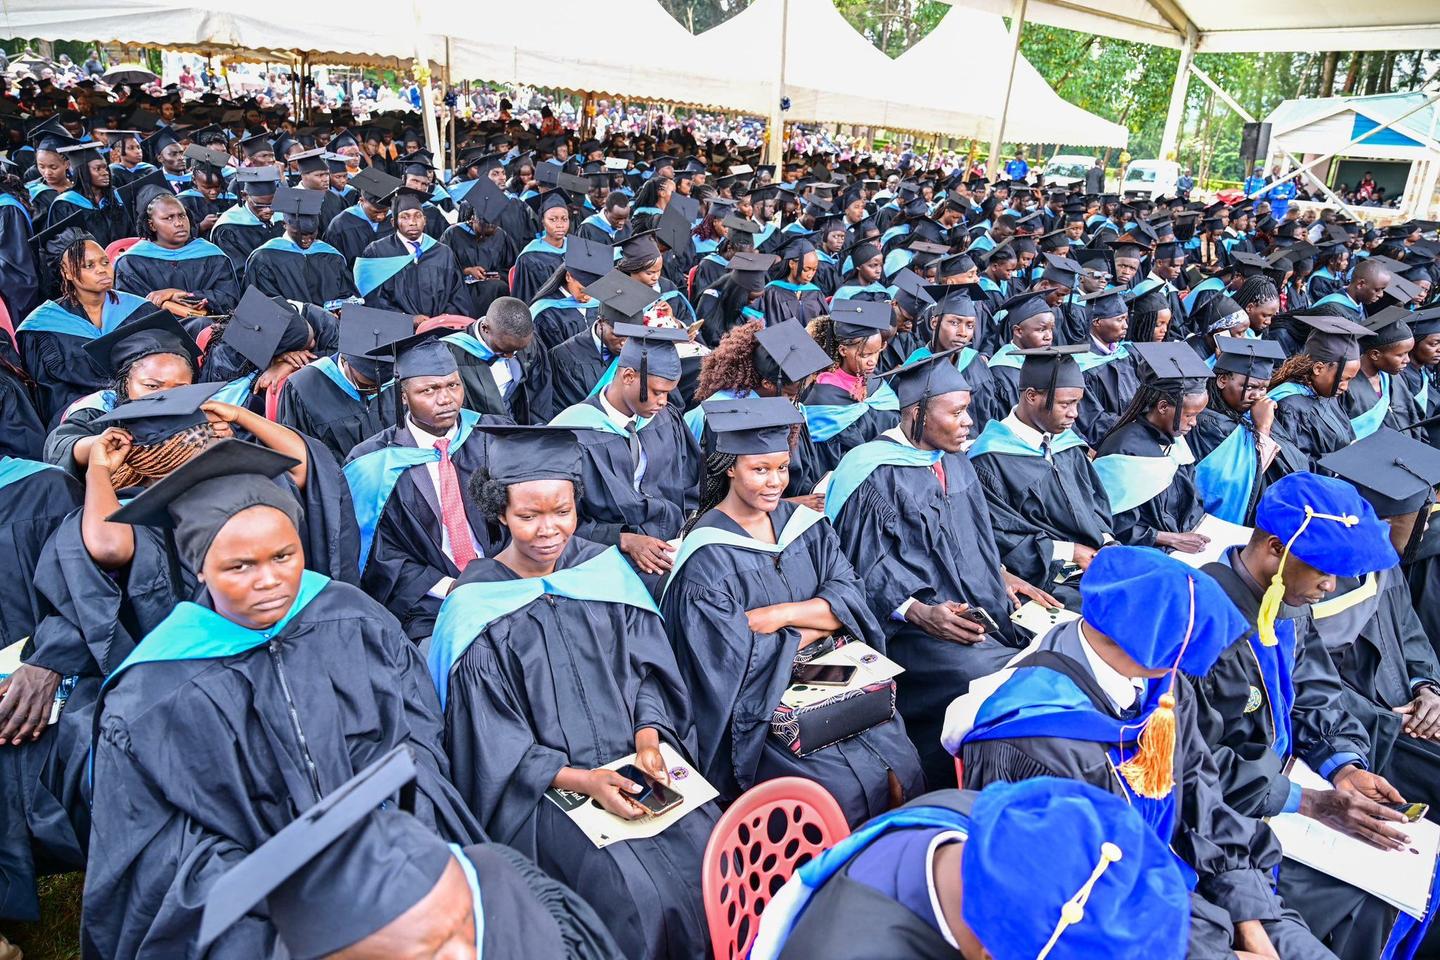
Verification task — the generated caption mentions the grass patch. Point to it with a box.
[5,874,83,960]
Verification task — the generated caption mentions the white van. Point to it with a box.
[1121,160,1180,201]
[1041,154,1096,188]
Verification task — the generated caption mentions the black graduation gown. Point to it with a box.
[444,326,555,424]
[880,327,926,373]
[756,283,827,327]
[659,501,925,824]
[969,437,1113,587]
[112,243,241,314]
[359,234,467,318]
[18,300,143,427]
[563,398,701,546]
[802,379,901,476]
[322,207,393,266]
[0,357,44,460]
[244,242,358,306]
[532,302,593,353]
[83,580,481,958]
[347,421,506,640]
[443,537,714,960]
[0,464,83,920]
[0,199,40,321]
[511,241,566,304]
[494,195,538,252]
[830,442,1022,786]
[960,629,1330,960]
[1076,351,1140,444]
[210,217,282,285]
[1095,419,1206,548]
[774,790,977,960]
[439,223,516,318]
[319,189,350,232]
[690,254,729,301]
[694,284,750,348]
[46,192,129,248]
[274,359,392,463]
[549,328,613,410]
[1273,389,1354,470]
[1342,371,1421,439]
[175,191,235,238]
[1402,364,1440,446]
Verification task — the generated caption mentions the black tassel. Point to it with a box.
[910,395,929,446]
[639,351,650,403]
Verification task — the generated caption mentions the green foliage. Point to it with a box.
[832,0,948,58]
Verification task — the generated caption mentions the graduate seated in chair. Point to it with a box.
[441,294,554,423]
[245,184,360,309]
[660,398,924,826]
[1189,472,1419,960]
[1269,314,1371,469]
[82,439,480,958]
[346,335,507,641]
[800,301,901,475]
[551,280,702,578]
[1341,307,1422,441]
[945,546,1339,960]
[967,346,1113,601]
[826,349,1058,787]
[113,190,241,316]
[431,424,715,960]
[210,166,284,286]
[751,777,1193,960]
[355,187,467,324]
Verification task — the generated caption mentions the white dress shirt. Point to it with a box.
[598,388,646,487]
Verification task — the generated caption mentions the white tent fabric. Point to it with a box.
[938,0,1440,52]
[896,10,1127,147]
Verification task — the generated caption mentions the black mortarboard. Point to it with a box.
[27,114,69,146]
[1132,341,1212,384]
[389,333,458,380]
[82,309,199,376]
[729,251,779,293]
[1079,286,1128,319]
[525,188,572,215]
[1191,294,1247,334]
[183,143,230,173]
[455,177,510,224]
[829,299,892,340]
[1320,427,1440,518]
[1360,305,1418,349]
[91,381,228,446]
[272,184,325,219]
[1409,304,1440,339]
[998,290,1054,328]
[669,193,700,225]
[289,147,328,174]
[754,320,831,387]
[348,167,400,203]
[389,186,429,215]
[1213,337,1285,380]
[655,205,693,253]
[1229,250,1271,277]
[584,270,659,325]
[1373,274,1423,312]
[563,236,613,283]
[1039,252,1081,288]
[880,347,971,409]
[339,304,412,380]
[1126,283,1170,316]
[196,746,425,955]
[474,424,584,485]
[721,214,760,237]
[1017,344,1089,400]
[705,396,805,456]
[1296,313,1372,363]
[923,283,978,317]
[233,166,282,195]
[224,288,309,370]
[615,321,686,392]
[617,228,662,264]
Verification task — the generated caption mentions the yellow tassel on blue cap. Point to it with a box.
[1257,505,1358,647]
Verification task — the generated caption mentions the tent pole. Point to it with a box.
[986,0,1028,183]
[445,36,455,178]
[765,0,790,167]
[1158,25,1196,161]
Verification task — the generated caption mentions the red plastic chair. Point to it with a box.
[416,314,471,335]
[686,263,699,300]
[507,265,517,293]
[105,237,141,261]
[0,296,14,344]
[702,777,851,960]
[955,756,965,789]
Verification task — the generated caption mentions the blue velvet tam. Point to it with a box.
[1255,471,1397,578]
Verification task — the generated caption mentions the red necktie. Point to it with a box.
[434,438,477,570]
[932,459,947,495]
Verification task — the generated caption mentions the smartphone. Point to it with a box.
[960,606,999,632]
[1386,801,1430,822]
[614,763,684,816]
[791,662,858,687]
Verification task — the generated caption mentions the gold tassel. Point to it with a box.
[1118,579,1193,800]
[1257,506,1358,647]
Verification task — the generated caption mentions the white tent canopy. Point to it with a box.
[939,0,1440,52]
[896,9,1127,147]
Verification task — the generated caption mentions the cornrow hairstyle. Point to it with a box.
[1125,306,1164,345]
[1231,275,1279,310]
[683,452,738,536]
[1101,379,1206,445]
[108,421,216,489]
[136,191,186,241]
[112,349,198,402]
[1269,352,1340,398]
[0,174,32,217]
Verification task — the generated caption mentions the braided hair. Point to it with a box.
[1232,275,1279,310]
[458,199,497,238]
[111,350,198,402]
[1269,353,1338,398]
[683,452,738,536]
[136,191,185,241]
[57,236,118,309]
[807,314,845,366]
[108,422,216,490]
[1100,380,1205,446]
[0,174,32,217]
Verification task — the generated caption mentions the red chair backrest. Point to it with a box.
[105,237,141,261]
[0,296,13,344]
[701,777,851,960]
[507,264,517,293]
[686,263,699,300]
[955,755,965,789]
[416,314,471,335]
[264,369,293,421]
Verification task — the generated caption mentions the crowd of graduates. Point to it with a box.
[4,80,1440,960]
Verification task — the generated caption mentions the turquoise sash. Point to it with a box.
[824,439,942,521]
[766,280,820,294]
[1092,444,1186,514]
[354,234,437,296]
[0,192,33,228]
[882,248,913,278]
[211,373,258,407]
[26,181,57,201]
[106,570,329,689]
[1312,291,1362,314]
[441,330,495,362]
[580,212,617,237]
[967,418,1087,459]
[312,355,389,403]
[0,457,58,490]
[1350,373,1390,441]
[987,343,1024,370]
[1182,276,1224,314]
[803,381,899,443]
[428,545,657,709]
[122,238,228,263]
[62,389,117,421]
[19,293,148,339]
[693,237,719,255]
[551,400,651,438]
[530,296,590,318]
[831,281,897,302]
[342,204,380,230]
[1194,419,1257,524]
[661,505,825,601]
[519,237,565,258]
[753,223,778,249]
[904,344,977,373]
[683,388,754,440]
[53,190,96,210]
[256,236,343,259]
[214,203,267,229]
[741,306,765,323]
[342,409,481,571]
[585,358,620,399]
[1077,341,1130,372]
[448,179,481,204]
[1267,382,1315,404]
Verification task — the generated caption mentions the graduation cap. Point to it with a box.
[841,235,883,268]
[1229,250,1271,277]
[879,347,972,416]
[728,251,779,293]
[272,185,325,222]
[721,214,760,237]
[654,205,694,253]
[1409,304,1440,339]
[754,319,831,388]
[1132,341,1212,385]
[1213,336,1285,380]
[183,143,230,174]
[1360,304,1417,349]
[384,333,458,381]
[339,304,412,382]
[525,188,573,216]
[617,228,663,264]
[224,288,308,370]
[196,745,424,955]
[563,236,613,284]
[26,114,69,146]
[1017,344,1089,402]
[388,186,429,215]
[829,299,892,340]
[614,321,687,399]
[232,166,282,196]
[1373,274,1423,312]
[139,125,181,163]
[1295,313,1372,364]
[288,147,328,175]
[922,283,979,318]
[473,424,584,486]
[704,396,805,456]
[27,208,94,263]
[348,167,400,203]
[1078,286,1128,320]
[891,269,935,316]
[1320,428,1440,519]
[1038,252,1081,288]
[998,290,1055,328]
[82,309,199,377]
[584,269,660,326]
[91,380,229,446]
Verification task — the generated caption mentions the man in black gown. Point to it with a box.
[441,295,554,423]
[324,166,398,266]
[355,187,466,321]
[245,185,359,309]
[209,166,283,285]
